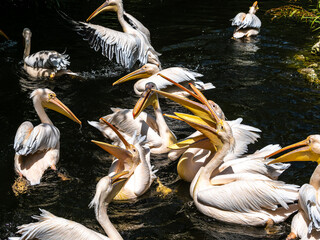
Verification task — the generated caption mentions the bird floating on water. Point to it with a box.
[158,82,299,226]
[266,135,320,240]
[113,63,215,97]
[61,0,161,70]
[92,119,156,200]
[22,28,78,79]
[231,1,261,39]
[89,82,176,154]
[9,171,128,240]
[13,88,81,192]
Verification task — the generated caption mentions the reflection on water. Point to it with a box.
[1,0,319,239]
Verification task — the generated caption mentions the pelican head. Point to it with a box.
[31,88,82,125]
[133,82,159,118]
[22,28,32,42]
[89,171,128,214]
[266,135,320,165]
[86,0,122,22]
[249,1,259,14]
[92,119,142,174]
[112,64,160,86]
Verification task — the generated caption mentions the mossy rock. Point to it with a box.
[298,67,320,84]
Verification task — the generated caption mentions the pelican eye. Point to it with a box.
[48,93,56,100]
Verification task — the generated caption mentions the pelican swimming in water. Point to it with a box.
[22,28,77,79]
[266,135,320,240]
[158,85,299,226]
[62,0,161,70]
[113,63,215,96]
[92,120,156,200]
[13,88,81,186]
[89,82,176,154]
[231,1,261,39]
[9,171,128,240]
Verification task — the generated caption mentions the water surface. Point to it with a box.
[1,0,319,239]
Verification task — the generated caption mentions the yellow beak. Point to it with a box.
[91,140,133,161]
[111,171,129,184]
[86,1,114,22]
[0,30,9,40]
[42,97,81,125]
[113,67,151,86]
[168,112,223,149]
[169,134,214,151]
[133,85,157,118]
[266,138,320,164]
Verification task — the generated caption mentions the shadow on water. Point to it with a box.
[1,0,319,239]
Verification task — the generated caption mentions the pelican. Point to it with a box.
[89,82,177,154]
[13,88,81,186]
[113,63,215,96]
[9,171,128,240]
[231,1,261,39]
[151,76,264,182]
[157,85,299,226]
[92,119,156,200]
[62,0,161,70]
[266,135,320,240]
[22,28,77,79]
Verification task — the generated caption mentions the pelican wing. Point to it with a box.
[24,51,70,70]
[139,67,207,92]
[15,209,108,240]
[231,13,261,29]
[299,184,320,233]
[75,21,146,69]
[14,122,60,156]
[224,118,261,161]
[124,12,151,43]
[198,173,299,213]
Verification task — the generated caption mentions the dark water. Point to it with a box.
[1,0,319,239]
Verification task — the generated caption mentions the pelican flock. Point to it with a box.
[6,0,313,239]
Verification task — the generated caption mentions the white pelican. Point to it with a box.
[113,63,215,96]
[92,119,156,200]
[22,28,77,79]
[63,0,161,70]
[13,88,81,186]
[266,135,320,240]
[89,82,177,154]
[231,1,261,39]
[160,86,299,226]
[9,171,128,240]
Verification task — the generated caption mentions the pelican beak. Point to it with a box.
[92,140,133,161]
[133,83,158,118]
[86,0,115,22]
[253,1,258,9]
[113,67,152,86]
[168,112,223,149]
[42,97,81,125]
[169,134,214,151]
[266,138,320,164]
[0,30,9,40]
[153,89,216,125]
[111,171,129,185]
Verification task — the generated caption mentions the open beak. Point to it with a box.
[266,138,320,164]
[111,171,129,185]
[133,84,157,118]
[113,67,151,86]
[153,89,216,125]
[87,1,112,22]
[92,140,133,161]
[42,97,81,125]
[169,134,214,151]
[168,112,223,149]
